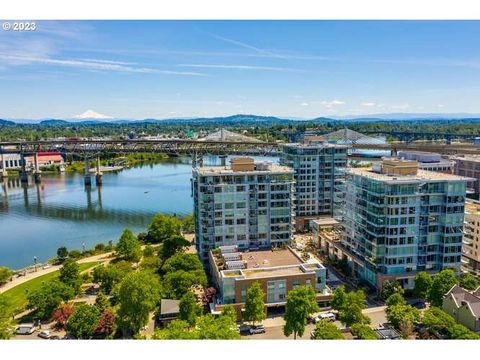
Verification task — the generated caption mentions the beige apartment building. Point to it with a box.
[462,200,480,275]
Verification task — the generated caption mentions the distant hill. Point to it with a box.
[0,119,15,126]
[39,119,71,126]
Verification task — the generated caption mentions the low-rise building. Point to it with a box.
[451,155,480,194]
[442,284,480,332]
[397,151,454,174]
[310,217,342,259]
[159,299,180,326]
[462,200,480,275]
[209,245,330,313]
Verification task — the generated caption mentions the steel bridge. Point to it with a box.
[0,139,279,156]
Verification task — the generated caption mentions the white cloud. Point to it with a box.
[73,110,113,119]
[320,99,345,108]
[300,102,309,106]
[361,102,376,107]
[0,54,207,76]
[178,63,304,73]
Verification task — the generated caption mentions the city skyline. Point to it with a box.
[1,20,480,120]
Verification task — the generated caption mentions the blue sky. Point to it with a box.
[1,20,480,119]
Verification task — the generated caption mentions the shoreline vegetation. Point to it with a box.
[0,213,215,340]
[3,152,171,177]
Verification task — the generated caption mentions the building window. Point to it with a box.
[292,279,300,289]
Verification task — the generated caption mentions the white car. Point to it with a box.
[315,312,336,322]
[38,330,51,339]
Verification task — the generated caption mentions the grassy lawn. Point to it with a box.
[2,261,100,317]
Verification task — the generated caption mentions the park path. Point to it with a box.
[0,252,113,294]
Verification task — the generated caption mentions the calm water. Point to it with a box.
[0,156,278,269]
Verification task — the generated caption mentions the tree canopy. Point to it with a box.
[93,262,131,294]
[0,267,13,286]
[27,281,75,320]
[380,280,404,301]
[147,214,182,244]
[117,271,161,335]
[413,272,433,300]
[243,282,266,326]
[460,273,480,291]
[116,228,142,262]
[351,323,378,339]
[284,285,319,339]
[59,258,82,294]
[162,269,207,299]
[67,304,101,339]
[336,290,370,327]
[312,320,344,340]
[179,291,202,326]
[0,295,14,339]
[159,235,190,264]
[427,269,458,307]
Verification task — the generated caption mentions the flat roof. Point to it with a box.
[347,167,469,183]
[242,248,302,269]
[311,217,340,226]
[160,299,180,315]
[243,266,304,278]
[195,164,293,175]
[283,142,348,149]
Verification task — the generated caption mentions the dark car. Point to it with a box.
[237,324,251,335]
[49,336,61,340]
[411,301,426,309]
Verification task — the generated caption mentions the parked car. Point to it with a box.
[16,324,36,335]
[38,330,51,339]
[249,325,266,334]
[315,312,336,322]
[308,312,322,323]
[310,331,316,340]
[237,324,251,335]
[411,301,426,309]
[49,336,61,340]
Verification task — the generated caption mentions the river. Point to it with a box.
[0,155,278,269]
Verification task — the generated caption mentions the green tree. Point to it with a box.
[450,324,480,339]
[93,262,131,294]
[181,213,195,233]
[152,319,199,339]
[147,214,182,244]
[221,304,237,324]
[351,323,378,339]
[196,313,240,340]
[56,246,68,261]
[311,320,344,339]
[243,282,266,326]
[460,273,480,291]
[330,285,348,311]
[380,280,404,301]
[413,271,433,300]
[67,304,101,339]
[143,245,155,258]
[284,286,319,339]
[94,290,111,313]
[117,271,161,335]
[0,295,14,339]
[422,306,455,336]
[59,258,82,293]
[385,293,405,307]
[159,235,190,263]
[27,281,75,320]
[386,304,419,330]
[116,228,142,262]
[163,270,207,299]
[427,269,458,307]
[179,291,202,326]
[162,252,204,273]
[0,266,13,285]
[338,290,370,327]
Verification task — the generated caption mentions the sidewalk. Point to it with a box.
[0,252,113,294]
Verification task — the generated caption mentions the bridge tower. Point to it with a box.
[84,157,92,187]
[33,152,42,184]
[20,153,29,184]
[95,157,103,186]
[0,151,7,180]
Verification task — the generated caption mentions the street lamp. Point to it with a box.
[33,256,37,272]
